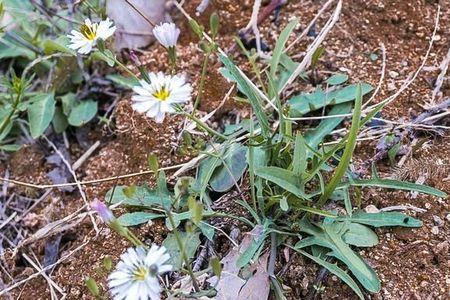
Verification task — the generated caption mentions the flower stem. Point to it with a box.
[192,51,211,114]
[165,211,200,292]
[112,56,140,82]
[180,111,228,140]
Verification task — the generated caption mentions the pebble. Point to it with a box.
[431,226,439,235]
[365,204,380,213]
[436,241,449,254]
[389,71,399,78]
[446,213,450,222]
[387,82,396,91]
[425,203,432,209]
[432,215,444,227]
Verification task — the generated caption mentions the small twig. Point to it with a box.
[72,141,101,171]
[43,136,99,233]
[122,0,156,27]
[430,47,450,105]
[0,237,91,296]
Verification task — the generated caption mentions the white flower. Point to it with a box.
[152,22,180,48]
[108,245,172,300]
[131,72,192,123]
[68,18,116,54]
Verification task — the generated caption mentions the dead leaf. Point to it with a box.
[208,225,269,300]
[237,252,270,300]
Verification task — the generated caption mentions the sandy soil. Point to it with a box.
[1,0,449,299]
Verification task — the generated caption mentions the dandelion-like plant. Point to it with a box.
[131,72,192,123]
[108,245,172,300]
[68,18,116,54]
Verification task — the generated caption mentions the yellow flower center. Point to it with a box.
[153,86,170,101]
[80,24,97,41]
[133,267,149,281]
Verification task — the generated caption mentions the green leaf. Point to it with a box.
[91,50,115,67]
[304,102,352,151]
[219,54,270,137]
[255,166,309,199]
[210,256,222,278]
[318,84,362,206]
[342,223,379,247]
[338,210,422,228]
[311,46,325,70]
[323,222,381,292]
[28,92,56,138]
[0,144,21,151]
[118,212,162,226]
[106,74,140,89]
[68,100,97,126]
[236,225,266,268]
[289,83,373,116]
[162,231,201,270]
[210,143,248,192]
[340,178,447,198]
[61,93,77,115]
[295,249,364,300]
[292,132,307,176]
[198,221,215,241]
[270,18,299,78]
[52,106,68,133]
[85,277,100,297]
[326,74,348,85]
[43,37,75,55]
[106,185,172,208]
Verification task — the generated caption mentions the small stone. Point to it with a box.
[425,203,432,209]
[365,204,380,213]
[446,213,450,222]
[387,82,396,91]
[431,226,439,235]
[434,35,441,41]
[436,241,449,254]
[389,71,399,78]
[433,215,444,227]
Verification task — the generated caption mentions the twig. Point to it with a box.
[430,47,450,105]
[122,0,156,27]
[0,238,91,296]
[72,141,100,171]
[43,136,99,233]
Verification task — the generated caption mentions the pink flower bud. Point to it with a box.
[90,200,115,224]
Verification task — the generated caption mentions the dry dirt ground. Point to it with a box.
[1,0,449,299]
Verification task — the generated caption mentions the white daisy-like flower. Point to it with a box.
[152,22,180,48]
[68,18,116,54]
[131,72,192,123]
[108,245,172,300]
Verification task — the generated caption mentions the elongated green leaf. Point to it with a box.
[326,73,348,85]
[52,106,68,133]
[318,85,362,206]
[340,178,447,198]
[295,249,364,300]
[342,223,379,247]
[270,18,299,78]
[323,222,381,292]
[118,212,163,226]
[255,167,309,199]
[68,100,97,126]
[28,93,56,138]
[210,143,248,192]
[106,74,140,89]
[43,37,75,55]
[162,231,201,270]
[289,83,372,116]
[304,102,352,151]
[106,185,172,208]
[292,132,307,176]
[219,54,270,137]
[338,210,422,228]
